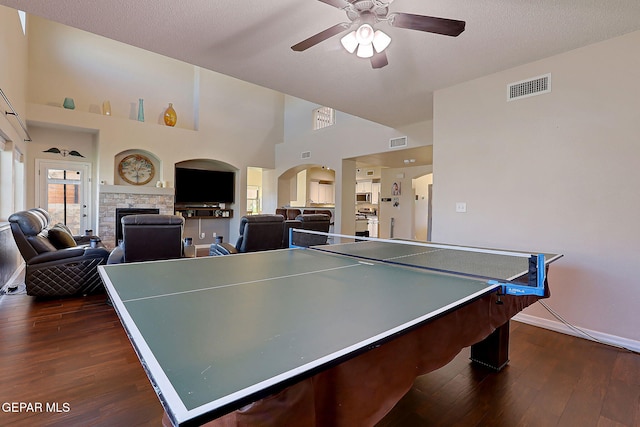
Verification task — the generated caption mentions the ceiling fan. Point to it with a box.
[291,0,465,69]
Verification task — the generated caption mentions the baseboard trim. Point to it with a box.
[513,312,640,353]
[1,261,25,292]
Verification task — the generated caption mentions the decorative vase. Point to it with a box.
[63,97,75,110]
[137,98,144,122]
[102,100,111,116]
[163,103,177,127]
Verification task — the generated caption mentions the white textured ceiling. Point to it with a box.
[2,0,640,129]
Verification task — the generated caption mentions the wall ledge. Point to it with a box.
[100,184,174,196]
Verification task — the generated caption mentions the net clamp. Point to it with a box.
[489,254,546,297]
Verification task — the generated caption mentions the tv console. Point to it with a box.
[174,206,233,219]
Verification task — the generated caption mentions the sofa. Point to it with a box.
[8,208,109,297]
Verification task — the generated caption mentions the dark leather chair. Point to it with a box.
[283,219,302,248]
[214,214,285,255]
[275,208,303,220]
[292,214,331,247]
[8,208,109,297]
[235,214,286,253]
[107,214,184,264]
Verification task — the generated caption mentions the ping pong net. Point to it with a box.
[289,228,562,297]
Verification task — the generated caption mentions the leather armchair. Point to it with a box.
[8,208,109,297]
[235,214,286,253]
[283,219,302,248]
[215,214,285,255]
[107,214,184,264]
[292,214,331,247]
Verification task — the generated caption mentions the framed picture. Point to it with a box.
[392,181,401,196]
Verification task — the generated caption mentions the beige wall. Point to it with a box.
[27,16,197,129]
[433,30,640,344]
[278,95,433,235]
[378,165,432,240]
[0,6,29,219]
[22,15,285,240]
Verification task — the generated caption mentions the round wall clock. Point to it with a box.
[118,154,155,185]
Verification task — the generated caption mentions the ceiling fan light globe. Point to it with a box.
[355,24,374,45]
[356,42,374,58]
[372,30,391,53]
[340,31,358,54]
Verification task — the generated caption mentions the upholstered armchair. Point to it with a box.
[8,208,109,297]
[107,214,184,264]
[291,214,331,247]
[236,214,287,252]
[213,214,286,255]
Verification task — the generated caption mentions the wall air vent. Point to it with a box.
[301,151,311,159]
[508,73,551,101]
[389,136,408,149]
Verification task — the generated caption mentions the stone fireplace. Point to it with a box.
[114,207,160,244]
[98,185,174,248]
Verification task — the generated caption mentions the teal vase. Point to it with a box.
[63,97,75,110]
[137,98,144,122]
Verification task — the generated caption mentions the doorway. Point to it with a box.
[36,160,91,235]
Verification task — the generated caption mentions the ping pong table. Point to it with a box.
[98,237,561,427]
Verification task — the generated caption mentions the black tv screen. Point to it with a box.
[175,168,235,204]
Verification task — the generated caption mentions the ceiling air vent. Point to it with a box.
[301,151,311,159]
[508,73,551,101]
[389,136,408,149]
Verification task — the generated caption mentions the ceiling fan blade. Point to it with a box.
[390,13,466,37]
[291,23,350,52]
[370,51,388,69]
[317,0,351,9]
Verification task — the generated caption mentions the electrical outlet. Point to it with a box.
[456,202,467,213]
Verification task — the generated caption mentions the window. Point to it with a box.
[313,107,335,130]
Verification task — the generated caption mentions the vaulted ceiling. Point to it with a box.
[3,0,640,130]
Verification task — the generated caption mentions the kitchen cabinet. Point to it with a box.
[356,180,372,194]
[371,182,380,204]
[310,181,335,204]
[367,216,379,238]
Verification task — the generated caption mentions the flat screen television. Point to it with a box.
[174,167,235,205]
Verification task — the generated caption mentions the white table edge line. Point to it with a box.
[181,283,500,421]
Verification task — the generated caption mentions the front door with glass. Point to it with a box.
[37,160,91,235]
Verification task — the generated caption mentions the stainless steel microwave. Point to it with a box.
[356,193,371,203]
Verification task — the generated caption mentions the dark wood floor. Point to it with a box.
[1,292,638,427]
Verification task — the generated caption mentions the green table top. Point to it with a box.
[98,246,510,425]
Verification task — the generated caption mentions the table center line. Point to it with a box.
[121,262,364,303]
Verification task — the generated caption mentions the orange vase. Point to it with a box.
[164,103,177,127]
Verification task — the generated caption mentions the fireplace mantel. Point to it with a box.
[100,184,174,196]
